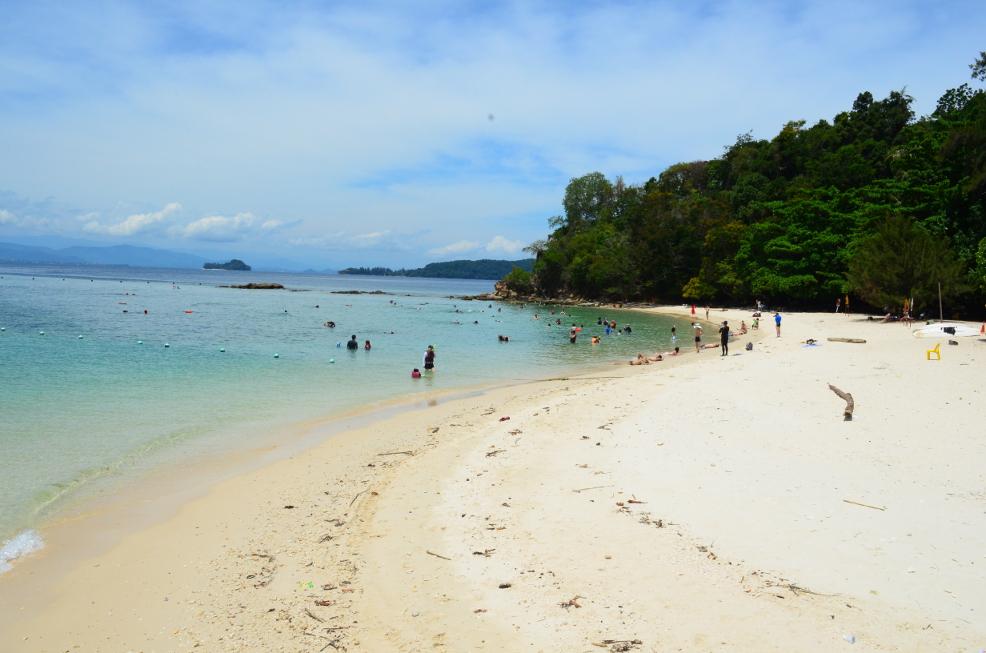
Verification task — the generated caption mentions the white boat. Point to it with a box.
[911,322,982,338]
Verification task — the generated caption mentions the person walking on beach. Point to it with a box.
[835,297,841,313]
[693,323,703,352]
[423,345,436,371]
[719,320,730,356]
[774,312,782,337]
[844,295,850,315]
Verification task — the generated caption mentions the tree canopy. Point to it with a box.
[518,55,986,316]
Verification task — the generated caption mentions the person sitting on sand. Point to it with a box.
[648,353,663,362]
[629,353,650,365]
[738,320,748,335]
[752,317,759,330]
[702,342,719,349]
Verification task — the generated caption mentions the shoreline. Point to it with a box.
[3,307,984,651]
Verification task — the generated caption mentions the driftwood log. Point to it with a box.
[827,337,867,343]
[828,384,854,421]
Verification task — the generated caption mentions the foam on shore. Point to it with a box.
[0,530,44,573]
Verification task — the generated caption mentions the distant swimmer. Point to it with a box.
[347,335,359,350]
[498,335,510,342]
[324,321,336,328]
[591,336,600,345]
[411,368,422,379]
[364,339,372,350]
[628,353,649,365]
[423,345,436,371]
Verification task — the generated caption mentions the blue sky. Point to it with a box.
[0,0,983,268]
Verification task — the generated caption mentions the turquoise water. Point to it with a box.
[0,265,682,559]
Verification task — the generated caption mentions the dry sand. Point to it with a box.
[1,308,985,652]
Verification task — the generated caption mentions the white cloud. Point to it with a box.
[429,240,479,256]
[174,212,259,242]
[84,202,181,236]
[0,209,15,225]
[485,235,525,255]
[260,219,283,231]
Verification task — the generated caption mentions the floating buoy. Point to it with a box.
[164,343,170,348]
[78,335,84,339]
[137,340,143,345]
[329,358,335,364]
[39,331,45,335]
[336,342,341,348]
[273,353,280,358]
[1,327,5,331]
[219,347,226,353]
[183,310,193,314]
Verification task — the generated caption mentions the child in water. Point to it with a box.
[411,368,421,379]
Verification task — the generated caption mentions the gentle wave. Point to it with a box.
[0,530,44,573]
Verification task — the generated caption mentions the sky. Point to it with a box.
[0,0,983,269]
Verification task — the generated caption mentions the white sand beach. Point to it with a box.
[1,308,984,652]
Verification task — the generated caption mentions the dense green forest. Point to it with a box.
[340,258,534,280]
[510,54,986,316]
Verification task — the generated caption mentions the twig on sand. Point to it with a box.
[472,549,496,557]
[573,485,613,493]
[377,450,414,456]
[426,550,452,561]
[828,384,855,421]
[843,498,885,511]
[349,489,368,507]
[559,595,584,609]
[304,608,325,622]
[592,639,643,651]
[486,448,506,457]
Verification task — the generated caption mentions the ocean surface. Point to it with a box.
[0,264,683,568]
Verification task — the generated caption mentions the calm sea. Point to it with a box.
[0,264,682,568]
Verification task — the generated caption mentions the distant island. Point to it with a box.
[339,258,533,280]
[203,258,251,271]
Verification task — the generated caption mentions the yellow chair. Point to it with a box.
[926,343,941,360]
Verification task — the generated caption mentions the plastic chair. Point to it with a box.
[926,343,941,360]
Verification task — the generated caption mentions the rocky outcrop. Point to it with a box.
[223,282,285,289]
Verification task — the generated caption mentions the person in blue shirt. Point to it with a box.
[774,312,782,337]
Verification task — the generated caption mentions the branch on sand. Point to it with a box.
[827,383,855,421]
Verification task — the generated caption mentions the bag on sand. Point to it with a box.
[745,342,753,351]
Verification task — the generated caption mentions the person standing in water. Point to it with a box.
[569,324,578,343]
[346,335,359,350]
[718,320,730,356]
[693,323,703,352]
[423,345,436,371]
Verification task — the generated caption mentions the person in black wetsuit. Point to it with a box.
[719,321,730,356]
[347,335,359,350]
[423,345,436,370]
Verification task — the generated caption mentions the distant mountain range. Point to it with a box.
[339,258,534,280]
[0,242,204,269]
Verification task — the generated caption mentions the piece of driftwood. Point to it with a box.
[828,384,855,421]
[843,498,886,511]
[827,337,867,343]
[377,450,414,456]
[426,550,451,561]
